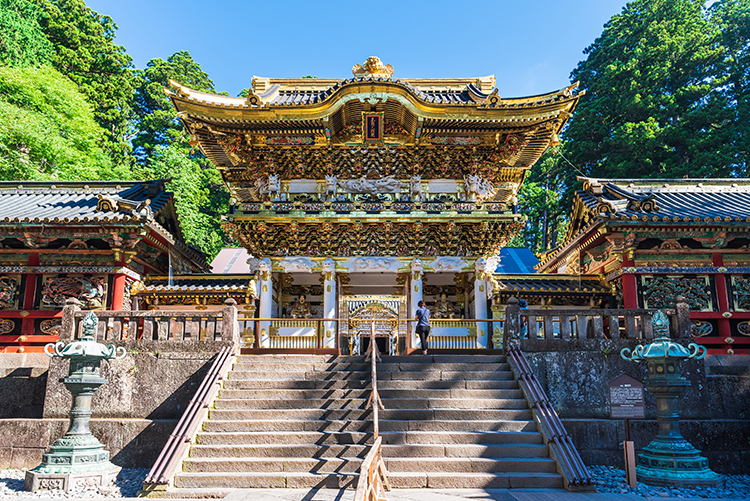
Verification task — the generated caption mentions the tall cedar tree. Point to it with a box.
[711,0,750,175]
[565,0,730,181]
[33,0,136,156]
[132,51,232,259]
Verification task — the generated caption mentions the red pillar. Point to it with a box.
[621,256,638,309]
[111,273,127,311]
[21,253,39,335]
[713,253,731,340]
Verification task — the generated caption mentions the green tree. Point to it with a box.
[33,0,136,153]
[0,65,132,181]
[132,51,232,258]
[0,0,53,66]
[565,0,730,180]
[132,51,215,159]
[711,0,750,175]
[509,153,569,254]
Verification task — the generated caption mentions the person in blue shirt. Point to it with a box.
[415,300,431,356]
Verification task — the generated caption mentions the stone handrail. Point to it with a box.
[502,296,691,350]
[61,298,240,346]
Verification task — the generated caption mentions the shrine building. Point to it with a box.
[165,56,583,354]
[537,177,750,355]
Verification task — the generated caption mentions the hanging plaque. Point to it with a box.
[362,112,384,143]
[609,373,645,419]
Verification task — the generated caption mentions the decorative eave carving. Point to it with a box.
[352,56,394,79]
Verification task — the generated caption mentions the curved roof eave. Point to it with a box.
[166,79,582,123]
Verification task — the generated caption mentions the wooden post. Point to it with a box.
[502,297,520,354]
[60,298,81,341]
[624,418,637,489]
[222,298,239,349]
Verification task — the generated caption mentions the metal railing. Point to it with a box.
[506,344,593,488]
[355,321,389,501]
[141,345,235,491]
[405,318,500,350]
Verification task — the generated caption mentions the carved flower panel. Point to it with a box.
[0,275,21,310]
[730,276,750,311]
[640,275,713,312]
[39,274,108,310]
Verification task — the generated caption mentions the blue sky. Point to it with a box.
[87,0,627,98]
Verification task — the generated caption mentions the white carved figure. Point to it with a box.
[279,256,315,273]
[258,257,272,275]
[353,257,398,272]
[321,258,336,275]
[463,174,497,201]
[246,258,261,272]
[325,175,338,199]
[410,175,423,201]
[389,332,398,356]
[253,174,281,200]
[474,257,488,274]
[485,255,501,273]
[411,258,423,275]
[431,256,467,273]
[340,175,404,194]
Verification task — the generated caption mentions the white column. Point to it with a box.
[322,258,337,348]
[474,258,489,348]
[258,257,273,348]
[410,258,423,350]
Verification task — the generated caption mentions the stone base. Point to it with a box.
[24,467,120,492]
[637,469,723,489]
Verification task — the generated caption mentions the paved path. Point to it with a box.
[220,489,748,501]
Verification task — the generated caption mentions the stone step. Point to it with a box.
[189,443,549,459]
[202,419,537,433]
[182,457,363,474]
[180,456,556,475]
[208,408,533,421]
[217,388,525,400]
[387,472,563,489]
[174,471,357,489]
[203,419,372,433]
[212,397,528,410]
[227,370,514,381]
[195,431,543,446]
[189,444,369,459]
[230,362,511,372]
[233,355,507,364]
[384,457,558,473]
[222,378,519,390]
[195,431,371,446]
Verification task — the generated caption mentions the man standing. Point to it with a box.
[415,300,430,356]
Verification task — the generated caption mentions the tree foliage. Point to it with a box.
[131,51,231,258]
[33,0,136,151]
[0,0,53,67]
[0,66,133,181]
[565,0,731,181]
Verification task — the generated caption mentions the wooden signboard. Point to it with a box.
[609,373,645,419]
[609,373,644,489]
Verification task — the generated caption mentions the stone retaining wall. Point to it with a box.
[521,338,750,474]
[0,418,176,469]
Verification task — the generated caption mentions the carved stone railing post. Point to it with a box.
[60,298,82,342]
[503,297,521,354]
[222,298,239,348]
[674,296,692,341]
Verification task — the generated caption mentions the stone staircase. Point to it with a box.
[167,354,563,497]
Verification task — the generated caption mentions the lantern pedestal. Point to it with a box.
[621,309,722,489]
[25,311,124,492]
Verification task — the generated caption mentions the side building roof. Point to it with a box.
[537,177,750,272]
[0,180,208,271]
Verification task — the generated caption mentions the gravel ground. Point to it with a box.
[1,466,748,499]
[0,468,148,499]
[588,465,750,499]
